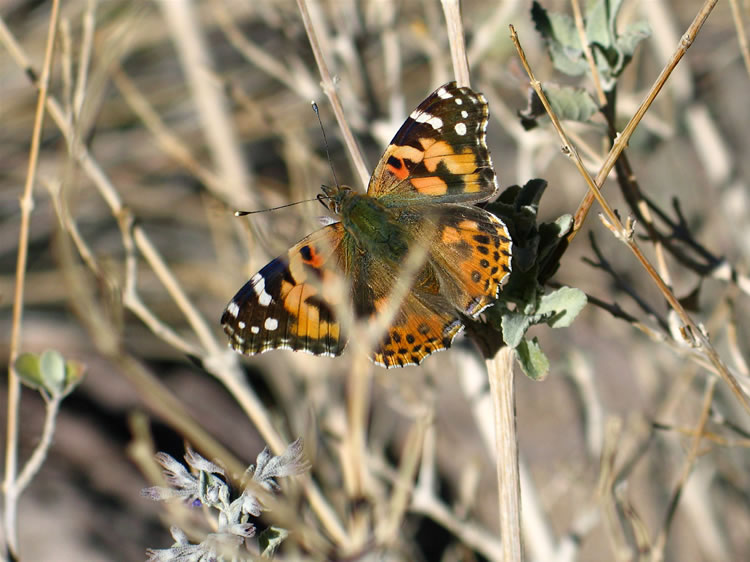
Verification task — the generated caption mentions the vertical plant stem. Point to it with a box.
[14,397,62,494]
[487,347,522,561]
[729,0,750,78]
[3,0,61,555]
[441,0,470,87]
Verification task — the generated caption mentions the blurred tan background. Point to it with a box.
[1,0,750,560]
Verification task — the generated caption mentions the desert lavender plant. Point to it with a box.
[143,438,310,561]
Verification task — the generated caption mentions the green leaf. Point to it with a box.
[537,287,587,328]
[616,21,651,59]
[14,351,85,397]
[584,0,617,49]
[63,359,86,392]
[14,353,44,391]
[502,311,531,348]
[259,526,288,558]
[553,214,574,236]
[532,1,580,49]
[531,0,648,91]
[40,350,66,395]
[531,2,589,76]
[516,338,550,381]
[544,84,599,123]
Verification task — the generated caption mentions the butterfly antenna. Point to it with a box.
[312,101,340,189]
[234,198,321,216]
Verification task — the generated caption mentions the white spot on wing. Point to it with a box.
[226,301,240,318]
[238,321,246,329]
[264,317,279,331]
[427,116,443,129]
[251,326,260,334]
[437,87,453,99]
[251,273,273,307]
[411,110,443,130]
[455,98,463,105]
[461,110,468,118]
[455,122,467,136]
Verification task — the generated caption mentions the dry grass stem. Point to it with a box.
[487,347,522,562]
[729,0,750,77]
[3,0,61,555]
[297,0,370,189]
[441,0,471,87]
[570,0,607,106]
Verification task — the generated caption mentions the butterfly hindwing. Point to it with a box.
[367,82,497,207]
[354,255,465,368]
[221,223,350,357]
[422,204,512,317]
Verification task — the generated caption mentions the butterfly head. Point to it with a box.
[320,184,354,215]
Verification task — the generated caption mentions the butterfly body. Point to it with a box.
[331,187,410,260]
[222,82,512,368]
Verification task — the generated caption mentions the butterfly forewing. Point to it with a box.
[368,82,498,207]
[221,223,350,357]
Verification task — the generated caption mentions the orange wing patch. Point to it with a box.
[371,311,463,368]
[410,176,448,195]
[430,209,512,317]
[283,247,345,340]
[384,145,425,181]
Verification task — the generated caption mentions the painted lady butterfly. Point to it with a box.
[222,82,512,368]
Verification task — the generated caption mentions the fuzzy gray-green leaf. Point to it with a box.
[502,312,532,348]
[40,349,66,395]
[259,526,288,558]
[584,0,618,49]
[63,359,86,393]
[531,2,589,76]
[516,338,550,381]
[544,85,599,123]
[537,287,587,328]
[616,21,651,59]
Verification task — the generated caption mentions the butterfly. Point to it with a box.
[221,82,512,368]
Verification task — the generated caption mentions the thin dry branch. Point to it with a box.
[3,1,61,555]
[570,0,719,235]
[509,7,750,418]
[652,378,717,560]
[297,0,370,189]
[729,0,750,78]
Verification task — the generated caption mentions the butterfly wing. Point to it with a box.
[358,203,512,368]
[367,82,497,207]
[221,223,351,357]
[355,256,465,368]
[419,204,512,317]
